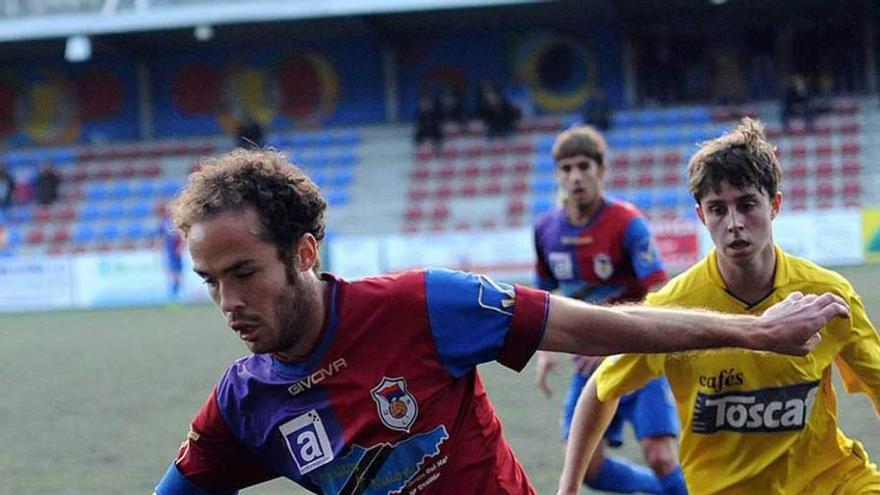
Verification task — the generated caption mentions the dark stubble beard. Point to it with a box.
[272,268,322,358]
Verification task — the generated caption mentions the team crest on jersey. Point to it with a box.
[593,253,613,280]
[371,377,419,432]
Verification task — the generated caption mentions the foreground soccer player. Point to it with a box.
[534,125,684,494]
[154,148,848,495]
[558,118,880,495]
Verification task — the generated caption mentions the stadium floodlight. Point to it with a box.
[65,35,92,62]
[194,24,214,42]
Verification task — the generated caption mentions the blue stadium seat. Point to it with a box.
[332,129,361,146]
[334,150,358,167]
[96,224,121,242]
[633,190,654,210]
[127,202,152,218]
[536,156,556,174]
[532,177,557,194]
[612,111,638,128]
[7,205,34,223]
[123,222,147,240]
[104,203,126,219]
[531,197,554,215]
[329,170,353,187]
[658,188,682,209]
[536,136,556,154]
[72,224,96,244]
[159,179,182,198]
[85,183,110,201]
[108,182,131,200]
[131,180,157,198]
[79,202,103,220]
[7,226,24,246]
[326,190,349,206]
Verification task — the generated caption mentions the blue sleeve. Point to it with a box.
[622,216,665,281]
[154,464,237,495]
[425,268,520,378]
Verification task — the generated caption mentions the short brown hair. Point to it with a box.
[552,125,607,166]
[171,148,326,262]
[687,117,781,203]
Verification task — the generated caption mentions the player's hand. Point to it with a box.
[535,351,559,398]
[753,291,849,355]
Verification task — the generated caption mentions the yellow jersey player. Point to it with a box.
[557,117,880,495]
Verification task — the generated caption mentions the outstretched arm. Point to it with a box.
[557,378,618,495]
[540,291,849,357]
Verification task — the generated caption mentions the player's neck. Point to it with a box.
[717,244,777,305]
[564,197,603,225]
[274,277,328,363]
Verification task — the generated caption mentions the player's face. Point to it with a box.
[188,208,322,359]
[556,154,605,208]
[696,181,782,267]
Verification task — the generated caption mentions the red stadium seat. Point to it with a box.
[815,161,834,177]
[839,120,860,134]
[509,179,529,195]
[637,173,654,187]
[26,229,46,244]
[840,140,861,156]
[410,165,430,181]
[459,183,478,197]
[463,162,481,179]
[487,161,505,177]
[434,183,453,199]
[638,152,655,167]
[813,141,833,157]
[50,228,70,244]
[612,153,631,168]
[483,183,503,195]
[789,142,807,158]
[787,162,808,179]
[404,206,423,221]
[663,150,682,167]
[407,185,429,201]
[436,164,456,180]
[431,204,450,220]
[512,160,532,175]
[507,199,526,216]
[610,174,629,189]
[842,160,861,177]
[33,206,52,223]
[662,171,680,186]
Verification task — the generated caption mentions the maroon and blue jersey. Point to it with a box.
[533,198,667,305]
[155,268,549,495]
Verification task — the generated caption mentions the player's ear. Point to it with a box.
[695,203,707,226]
[294,233,319,272]
[770,191,783,219]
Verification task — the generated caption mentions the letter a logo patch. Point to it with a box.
[371,377,419,432]
[279,410,334,475]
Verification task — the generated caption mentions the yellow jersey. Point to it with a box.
[594,246,880,494]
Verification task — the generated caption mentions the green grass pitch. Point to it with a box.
[1,264,877,494]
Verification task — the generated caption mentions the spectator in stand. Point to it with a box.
[437,88,467,131]
[34,162,60,206]
[0,219,10,256]
[414,94,442,147]
[236,118,265,149]
[781,74,813,131]
[476,83,521,138]
[583,89,612,131]
[0,163,14,210]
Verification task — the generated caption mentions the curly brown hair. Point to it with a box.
[552,125,607,166]
[171,148,326,263]
[687,117,782,203]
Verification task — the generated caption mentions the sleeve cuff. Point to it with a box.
[497,285,549,372]
[155,463,237,495]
